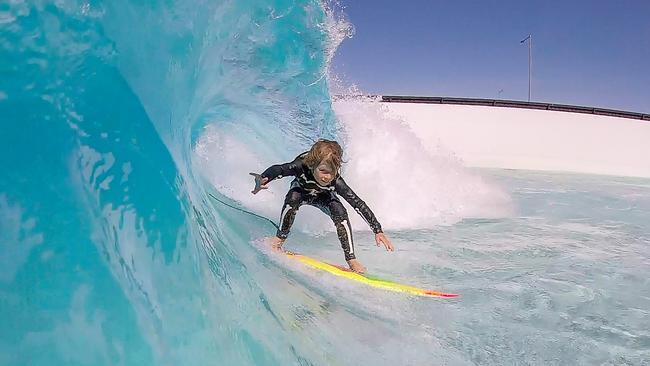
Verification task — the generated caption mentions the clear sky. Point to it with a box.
[332,1,650,113]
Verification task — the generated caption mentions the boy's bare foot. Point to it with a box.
[347,259,367,274]
[269,236,285,252]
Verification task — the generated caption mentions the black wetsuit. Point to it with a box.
[261,152,383,261]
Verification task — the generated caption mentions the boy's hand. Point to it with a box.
[250,173,269,194]
[375,233,394,251]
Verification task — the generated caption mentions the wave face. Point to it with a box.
[1,1,345,365]
[1,1,512,365]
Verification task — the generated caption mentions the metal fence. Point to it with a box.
[380,95,650,121]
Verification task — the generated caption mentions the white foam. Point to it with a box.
[333,96,513,229]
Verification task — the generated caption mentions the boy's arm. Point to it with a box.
[260,156,302,182]
[335,177,383,234]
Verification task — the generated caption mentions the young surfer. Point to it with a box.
[250,139,393,273]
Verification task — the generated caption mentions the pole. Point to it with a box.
[520,34,533,102]
[528,34,532,102]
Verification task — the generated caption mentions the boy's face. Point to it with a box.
[313,163,335,185]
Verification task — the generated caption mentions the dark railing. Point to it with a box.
[380,95,650,121]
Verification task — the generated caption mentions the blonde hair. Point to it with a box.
[304,139,343,173]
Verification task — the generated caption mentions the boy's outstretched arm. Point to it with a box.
[250,156,302,194]
[335,177,394,251]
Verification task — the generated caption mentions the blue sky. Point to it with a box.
[332,1,650,113]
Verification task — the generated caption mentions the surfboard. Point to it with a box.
[284,251,459,299]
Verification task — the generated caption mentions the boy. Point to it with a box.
[250,139,393,273]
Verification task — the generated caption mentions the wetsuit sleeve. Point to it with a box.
[260,156,302,182]
[335,177,383,234]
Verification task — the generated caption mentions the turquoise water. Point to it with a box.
[2,1,650,365]
[1,1,340,364]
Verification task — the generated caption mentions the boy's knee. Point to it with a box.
[331,213,349,225]
[284,189,303,208]
[286,201,300,211]
[285,196,302,209]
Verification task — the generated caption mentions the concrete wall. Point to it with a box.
[385,102,650,178]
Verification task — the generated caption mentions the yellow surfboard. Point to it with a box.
[285,251,459,299]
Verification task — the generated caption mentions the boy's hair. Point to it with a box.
[304,139,343,173]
